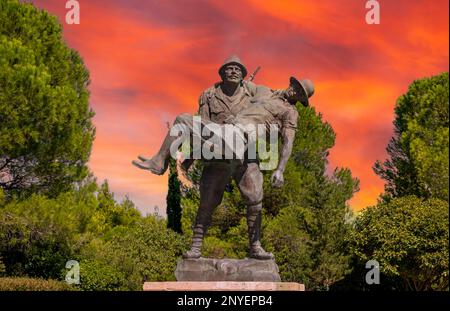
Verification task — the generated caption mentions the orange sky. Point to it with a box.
[33,0,449,215]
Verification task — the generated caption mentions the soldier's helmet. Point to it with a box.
[290,77,314,107]
[218,55,248,79]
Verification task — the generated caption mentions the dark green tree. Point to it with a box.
[338,73,450,291]
[0,0,95,198]
[166,159,182,233]
[263,105,359,290]
[374,73,449,201]
[347,196,448,291]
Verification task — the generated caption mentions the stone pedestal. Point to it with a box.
[143,281,305,291]
[175,258,281,282]
[142,258,305,291]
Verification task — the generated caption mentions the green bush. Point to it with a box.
[265,206,314,286]
[0,180,160,290]
[347,196,449,290]
[77,259,126,291]
[0,210,72,279]
[203,236,240,259]
[82,218,188,290]
[0,277,77,291]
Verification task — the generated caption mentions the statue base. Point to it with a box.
[143,281,305,291]
[143,258,305,291]
[175,257,281,282]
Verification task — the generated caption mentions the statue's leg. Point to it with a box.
[183,162,232,259]
[234,162,274,260]
[133,113,194,175]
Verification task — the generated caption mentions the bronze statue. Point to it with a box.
[133,55,314,260]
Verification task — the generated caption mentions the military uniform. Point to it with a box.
[193,79,267,214]
[198,80,262,123]
[232,90,299,132]
[160,55,301,260]
[172,88,298,159]
[183,56,275,259]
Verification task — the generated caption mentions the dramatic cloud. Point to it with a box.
[32,0,449,214]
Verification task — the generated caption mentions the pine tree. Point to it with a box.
[166,159,182,233]
[338,73,450,291]
[263,105,359,290]
[0,0,95,198]
[374,72,449,201]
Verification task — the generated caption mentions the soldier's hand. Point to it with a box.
[270,170,284,188]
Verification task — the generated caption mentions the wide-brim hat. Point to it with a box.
[218,55,248,78]
[290,76,315,107]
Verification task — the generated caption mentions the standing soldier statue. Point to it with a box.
[133,55,314,260]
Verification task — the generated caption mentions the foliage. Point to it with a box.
[347,196,449,291]
[0,0,95,198]
[167,159,182,233]
[374,73,449,201]
[77,259,126,291]
[0,179,187,290]
[0,208,72,279]
[201,210,249,259]
[79,218,187,290]
[262,106,358,290]
[0,277,77,291]
[264,206,313,284]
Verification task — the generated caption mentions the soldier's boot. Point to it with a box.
[137,155,150,161]
[132,131,177,175]
[247,204,274,260]
[182,224,205,259]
